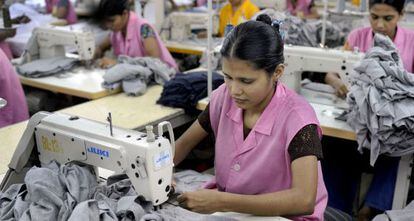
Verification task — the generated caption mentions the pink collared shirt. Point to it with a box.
[45,0,77,24]
[0,49,29,128]
[207,83,328,220]
[0,41,13,60]
[347,26,414,72]
[286,0,313,16]
[110,12,177,69]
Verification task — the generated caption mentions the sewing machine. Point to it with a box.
[282,45,364,108]
[21,26,95,63]
[162,12,219,41]
[0,112,175,206]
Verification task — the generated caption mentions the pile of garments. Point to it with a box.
[346,34,414,165]
[0,161,236,221]
[157,71,224,114]
[102,56,177,96]
[253,9,349,48]
[17,57,78,78]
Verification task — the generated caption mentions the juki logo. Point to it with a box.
[87,147,109,158]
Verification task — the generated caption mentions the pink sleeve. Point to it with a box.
[202,177,217,189]
[208,85,227,136]
[347,29,359,49]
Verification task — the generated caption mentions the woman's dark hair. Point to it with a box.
[97,0,129,18]
[220,14,284,76]
[369,0,405,14]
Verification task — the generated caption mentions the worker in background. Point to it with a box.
[174,14,327,220]
[45,0,77,25]
[94,0,177,69]
[286,0,320,19]
[321,0,414,220]
[0,14,30,59]
[218,0,259,36]
[0,49,29,128]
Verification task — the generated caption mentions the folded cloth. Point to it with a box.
[157,71,224,114]
[17,56,78,78]
[103,56,176,96]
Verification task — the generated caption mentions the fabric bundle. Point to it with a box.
[102,56,176,96]
[0,161,236,221]
[157,71,224,114]
[252,9,349,48]
[346,34,414,165]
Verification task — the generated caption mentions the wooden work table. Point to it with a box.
[18,66,121,100]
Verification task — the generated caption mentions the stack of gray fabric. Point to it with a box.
[0,161,234,221]
[346,34,414,166]
[252,9,348,48]
[17,57,78,78]
[102,56,176,96]
[373,200,414,221]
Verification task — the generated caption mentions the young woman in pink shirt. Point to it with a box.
[0,49,29,128]
[94,0,177,69]
[45,0,78,25]
[286,0,320,19]
[174,14,327,220]
[322,1,414,220]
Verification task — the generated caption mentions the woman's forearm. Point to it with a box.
[219,188,316,217]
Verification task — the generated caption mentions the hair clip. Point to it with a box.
[272,20,285,40]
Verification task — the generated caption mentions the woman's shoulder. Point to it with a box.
[348,26,372,38]
[398,26,414,38]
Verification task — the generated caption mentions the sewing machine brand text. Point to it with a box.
[87,146,109,158]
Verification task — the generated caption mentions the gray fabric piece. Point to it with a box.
[102,56,176,96]
[68,200,117,221]
[1,167,236,221]
[0,184,29,221]
[174,170,213,194]
[373,200,414,221]
[23,162,73,221]
[301,79,336,94]
[116,196,146,221]
[347,34,414,165]
[17,56,78,78]
[253,10,348,48]
[150,204,236,221]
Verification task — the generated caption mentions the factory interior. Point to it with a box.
[1,0,414,220]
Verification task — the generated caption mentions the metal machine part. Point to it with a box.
[0,112,175,206]
[0,97,7,109]
[162,12,219,42]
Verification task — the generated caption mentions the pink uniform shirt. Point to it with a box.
[111,12,177,69]
[45,0,78,24]
[0,49,29,128]
[0,41,13,59]
[347,26,414,72]
[196,0,207,6]
[287,0,313,16]
[207,83,328,220]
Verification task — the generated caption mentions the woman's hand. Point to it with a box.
[331,78,349,99]
[177,189,223,214]
[12,15,31,24]
[325,72,349,99]
[98,57,117,69]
